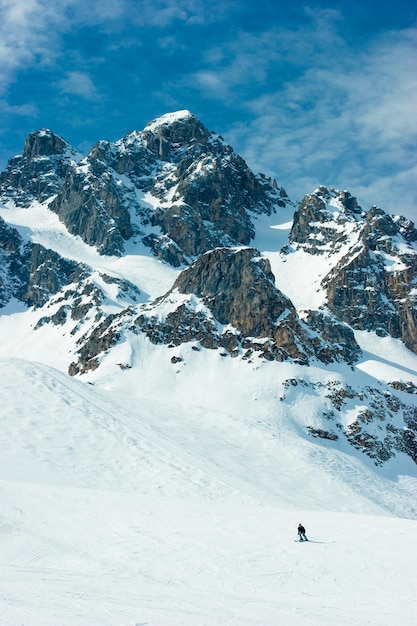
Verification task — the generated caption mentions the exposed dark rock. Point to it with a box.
[49,162,133,256]
[397,216,417,242]
[142,113,290,260]
[49,112,288,260]
[331,384,416,465]
[136,303,220,348]
[287,187,417,354]
[23,129,69,159]
[69,313,122,375]
[0,129,79,206]
[173,247,293,338]
[19,244,87,307]
[100,273,141,302]
[1,113,291,262]
[1,217,88,309]
[290,187,362,255]
[323,208,417,353]
[142,112,212,161]
[142,233,186,267]
[400,408,417,462]
[389,381,417,394]
[307,427,339,441]
[131,247,362,366]
[303,310,361,364]
[0,217,21,252]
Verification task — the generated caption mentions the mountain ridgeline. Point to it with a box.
[0,110,416,466]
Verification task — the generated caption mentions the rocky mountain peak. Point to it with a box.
[288,187,363,258]
[280,185,417,355]
[172,247,289,338]
[12,112,288,262]
[0,130,79,207]
[23,129,70,159]
[144,109,195,131]
[142,110,211,160]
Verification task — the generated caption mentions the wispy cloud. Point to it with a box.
[203,18,417,216]
[0,99,38,117]
[0,0,59,93]
[124,0,237,27]
[57,71,99,100]
[0,0,230,95]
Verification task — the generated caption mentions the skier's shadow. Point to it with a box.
[294,539,326,544]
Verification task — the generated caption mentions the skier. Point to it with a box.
[298,523,308,541]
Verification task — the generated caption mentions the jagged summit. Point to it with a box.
[0,129,80,207]
[144,109,196,132]
[23,128,72,159]
[284,186,417,353]
[1,111,288,260]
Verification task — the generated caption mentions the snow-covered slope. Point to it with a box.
[1,357,416,625]
[0,112,416,625]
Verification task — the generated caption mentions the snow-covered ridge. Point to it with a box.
[144,109,194,132]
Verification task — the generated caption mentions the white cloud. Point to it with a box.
[0,0,53,91]
[216,23,417,219]
[0,0,219,96]
[129,0,236,27]
[193,71,225,93]
[57,71,99,100]
[0,100,38,116]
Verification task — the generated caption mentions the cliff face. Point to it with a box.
[0,215,88,308]
[288,187,417,354]
[0,129,80,207]
[153,247,361,364]
[324,207,417,354]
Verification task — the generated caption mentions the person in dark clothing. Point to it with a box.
[298,523,308,541]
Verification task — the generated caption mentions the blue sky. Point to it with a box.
[1,0,416,219]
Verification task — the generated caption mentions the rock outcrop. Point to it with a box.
[283,377,417,466]
[323,206,417,353]
[0,129,80,206]
[287,187,417,354]
[0,215,88,308]
[134,247,361,365]
[49,160,135,256]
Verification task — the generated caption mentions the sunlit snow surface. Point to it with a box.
[0,201,417,625]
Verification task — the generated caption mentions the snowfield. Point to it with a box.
[2,484,416,626]
[1,352,416,626]
[0,201,416,624]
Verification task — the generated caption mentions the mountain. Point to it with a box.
[0,110,416,623]
[1,110,416,467]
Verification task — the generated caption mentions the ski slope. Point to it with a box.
[1,356,417,626]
